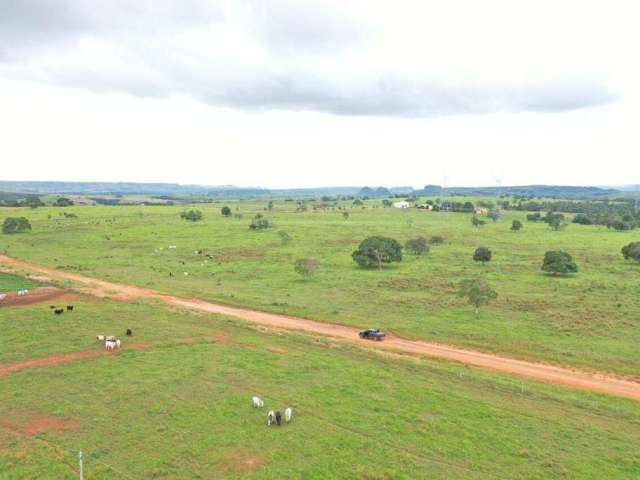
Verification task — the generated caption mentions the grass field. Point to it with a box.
[0,272,40,292]
[1,296,640,479]
[1,200,639,377]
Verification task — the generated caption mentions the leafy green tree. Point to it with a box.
[2,217,31,234]
[54,197,74,207]
[541,251,578,275]
[353,199,363,206]
[573,213,592,225]
[405,237,429,255]
[352,236,403,269]
[457,278,498,315]
[294,258,319,278]
[473,246,492,264]
[511,220,523,232]
[471,216,486,227]
[342,211,350,220]
[548,217,568,231]
[180,209,203,221]
[221,206,232,217]
[382,199,393,207]
[621,242,640,263]
[527,212,541,222]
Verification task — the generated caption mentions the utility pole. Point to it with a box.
[79,451,84,480]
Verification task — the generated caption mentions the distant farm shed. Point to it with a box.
[393,201,410,209]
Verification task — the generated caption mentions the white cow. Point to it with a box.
[168,245,177,249]
[17,289,29,296]
[284,407,293,423]
[105,340,117,351]
[106,335,116,341]
[267,410,275,426]
[0,293,6,301]
[96,335,105,341]
[252,396,264,408]
[115,339,121,349]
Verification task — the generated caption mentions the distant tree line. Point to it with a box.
[511,199,640,230]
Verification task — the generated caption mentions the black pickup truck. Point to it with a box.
[358,328,386,341]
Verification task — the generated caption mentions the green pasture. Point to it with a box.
[1,298,639,479]
[1,200,639,375]
[0,272,40,292]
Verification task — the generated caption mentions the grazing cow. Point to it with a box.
[183,272,189,276]
[0,294,6,301]
[18,289,28,296]
[115,339,121,349]
[267,411,275,426]
[96,335,105,341]
[252,396,264,408]
[105,340,117,351]
[49,305,56,309]
[106,335,116,341]
[168,245,177,249]
[66,305,74,311]
[284,407,293,423]
[54,308,64,315]
[126,329,132,336]
[275,411,282,426]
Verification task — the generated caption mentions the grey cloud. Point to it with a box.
[0,0,617,117]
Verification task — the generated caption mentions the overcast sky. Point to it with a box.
[0,0,637,188]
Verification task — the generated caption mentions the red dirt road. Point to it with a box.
[2,254,640,401]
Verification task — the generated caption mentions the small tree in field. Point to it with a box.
[2,217,31,234]
[429,235,445,245]
[352,236,403,269]
[342,211,350,220]
[458,278,498,315]
[221,206,232,217]
[621,242,640,263]
[471,216,486,228]
[278,230,292,245]
[511,220,523,232]
[405,237,429,255]
[473,246,492,265]
[541,251,578,275]
[294,258,319,278]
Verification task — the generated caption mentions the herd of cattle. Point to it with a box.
[97,330,132,351]
[3,288,296,429]
[252,396,293,426]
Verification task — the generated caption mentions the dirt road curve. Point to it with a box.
[2,254,640,401]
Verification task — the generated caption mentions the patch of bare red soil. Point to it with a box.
[0,286,81,308]
[0,414,79,436]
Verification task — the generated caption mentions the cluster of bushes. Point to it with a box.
[249,213,274,230]
[526,211,567,230]
[180,209,203,221]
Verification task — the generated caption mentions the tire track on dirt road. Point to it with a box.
[2,254,640,401]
